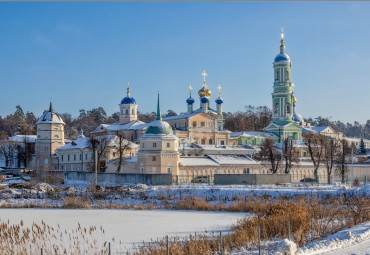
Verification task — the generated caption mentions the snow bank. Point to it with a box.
[298,221,370,255]
[275,239,297,255]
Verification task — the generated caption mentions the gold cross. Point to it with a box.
[217,84,222,96]
[188,84,193,97]
[202,70,207,82]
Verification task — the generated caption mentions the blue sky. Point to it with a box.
[0,2,369,123]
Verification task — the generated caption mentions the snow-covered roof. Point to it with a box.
[163,108,218,121]
[36,111,65,125]
[57,137,91,151]
[8,135,37,143]
[197,145,252,151]
[106,121,149,131]
[230,131,277,138]
[208,154,257,165]
[124,156,138,163]
[179,157,219,167]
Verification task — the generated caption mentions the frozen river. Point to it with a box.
[0,209,247,252]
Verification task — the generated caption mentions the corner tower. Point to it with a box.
[119,83,138,125]
[271,28,294,125]
[35,101,65,171]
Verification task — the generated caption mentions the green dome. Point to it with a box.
[145,120,173,135]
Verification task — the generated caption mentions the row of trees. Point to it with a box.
[258,133,354,183]
[1,105,370,141]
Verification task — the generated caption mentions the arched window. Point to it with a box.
[285,71,289,81]
[132,109,134,115]
[209,138,213,145]
[201,138,205,145]
[286,103,291,114]
[194,138,198,144]
[125,109,129,114]
[274,103,278,115]
[275,70,279,80]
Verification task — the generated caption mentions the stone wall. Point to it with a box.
[50,171,172,185]
[214,174,291,185]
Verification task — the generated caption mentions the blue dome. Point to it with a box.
[274,53,290,62]
[200,96,209,103]
[186,97,195,105]
[121,97,136,104]
[215,96,223,104]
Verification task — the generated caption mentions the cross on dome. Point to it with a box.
[127,81,130,97]
[217,84,222,96]
[188,84,193,97]
[202,70,207,88]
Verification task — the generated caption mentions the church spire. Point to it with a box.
[49,100,53,113]
[156,93,161,121]
[280,27,285,54]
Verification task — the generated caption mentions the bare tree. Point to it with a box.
[304,133,327,181]
[282,138,299,174]
[88,136,109,172]
[323,139,339,184]
[0,140,16,167]
[114,131,130,173]
[336,139,351,183]
[258,138,281,174]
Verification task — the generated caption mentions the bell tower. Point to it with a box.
[119,82,138,125]
[271,28,294,125]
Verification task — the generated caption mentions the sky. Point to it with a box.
[0,2,369,124]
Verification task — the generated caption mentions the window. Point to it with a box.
[194,138,198,144]
[274,103,278,115]
[243,168,250,174]
[285,71,289,81]
[167,167,172,173]
[142,143,145,148]
[132,109,134,115]
[113,152,116,157]
[61,165,64,170]
[303,152,307,157]
[286,103,291,114]
[167,143,170,148]
[220,140,225,145]
[125,109,129,114]
[61,155,64,161]
[192,121,197,128]
[209,138,213,145]
[201,139,205,145]
[44,147,48,152]
[153,142,156,148]
[85,154,87,160]
[152,156,156,161]
[79,154,82,160]
[68,155,70,161]
[74,154,76,161]
[275,70,279,80]
[201,122,205,127]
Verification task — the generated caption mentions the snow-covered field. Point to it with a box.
[298,221,370,255]
[0,208,247,252]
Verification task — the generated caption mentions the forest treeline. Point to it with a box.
[1,105,369,140]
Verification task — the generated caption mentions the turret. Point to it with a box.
[119,82,138,125]
[186,85,195,114]
[215,84,223,115]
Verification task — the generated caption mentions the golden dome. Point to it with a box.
[198,87,211,98]
[293,97,297,103]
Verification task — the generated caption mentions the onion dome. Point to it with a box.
[200,96,209,104]
[198,70,211,98]
[215,96,223,104]
[186,97,195,105]
[198,87,211,98]
[121,85,136,104]
[274,27,290,63]
[36,101,65,125]
[145,93,174,135]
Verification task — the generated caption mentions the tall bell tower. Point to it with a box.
[271,28,294,125]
